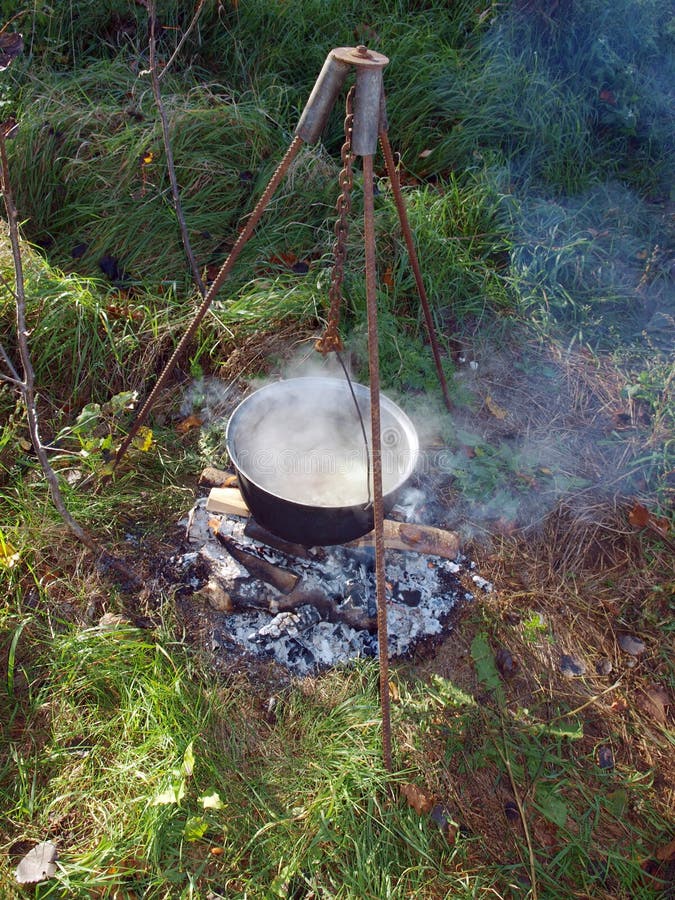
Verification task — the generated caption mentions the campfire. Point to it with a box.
[174,471,491,677]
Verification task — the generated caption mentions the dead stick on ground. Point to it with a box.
[0,127,142,591]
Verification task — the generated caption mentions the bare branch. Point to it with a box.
[147,0,205,296]
[0,130,142,592]
[0,339,22,383]
[157,0,207,82]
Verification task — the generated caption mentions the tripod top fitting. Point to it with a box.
[331,45,389,68]
[295,46,389,148]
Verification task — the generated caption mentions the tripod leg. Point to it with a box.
[362,152,393,773]
[379,130,453,412]
[114,135,305,468]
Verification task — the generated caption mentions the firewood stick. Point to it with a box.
[220,584,377,633]
[276,588,377,633]
[347,520,460,559]
[244,519,312,560]
[213,531,299,594]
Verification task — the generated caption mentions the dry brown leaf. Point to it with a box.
[400,782,434,816]
[176,414,203,434]
[628,500,670,537]
[628,500,651,527]
[656,838,675,862]
[635,685,670,726]
[485,395,508,420]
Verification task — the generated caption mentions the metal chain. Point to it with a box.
[315,86,355,354]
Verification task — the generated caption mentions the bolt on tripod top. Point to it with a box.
[295,46,389,154]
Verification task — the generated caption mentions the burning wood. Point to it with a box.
[243,519,314,560]
[211,526,300,594]
[178,480,474,676]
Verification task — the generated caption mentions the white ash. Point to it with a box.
[177,500,476,677]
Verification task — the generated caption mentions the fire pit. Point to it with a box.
[176,488,491,677]
[225,377,419,546]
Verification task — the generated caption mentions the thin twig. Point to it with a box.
[146,0,205,296]
[0,342,22,384]
[496,717,539,900]
[157,0,206,82]
[0,130,142,592]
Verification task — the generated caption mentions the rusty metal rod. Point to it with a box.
[114,135,305,468]
[362,152,393,773]
[379,129,453,412]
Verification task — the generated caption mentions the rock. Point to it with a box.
[504,800,519,822]
[595,657,613,676]
[495,647,518,679]
[597,746,614,770]
[618,634,646,656]
[560,653,587,677]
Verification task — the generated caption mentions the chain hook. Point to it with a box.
[315,86,355,355]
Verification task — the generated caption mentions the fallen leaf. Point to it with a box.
[152,781,185,805]
[0,536,20,568]
[199,792,224,810]
[609,697,629,713]
[15,842,58,884]
[418,148,434,158]
[176,414,203,434]
[485,395,508,420]
[382,265,395,289]
[635,685,670,726]
[400,782,434,816]
[0,32,23,71]
[628,500,670,537]
[656,838,675,862]
[628,500,651,527]
[388,679,400,702]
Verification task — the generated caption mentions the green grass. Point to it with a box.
[1,0,673,897]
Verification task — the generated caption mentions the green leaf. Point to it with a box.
[73,403,101,433]
[182,741,195,777]
[152,780,185,805]
[535,786,569,827]
[604,789,628,818]
[470,633,504,702]
[530,720,584,740]
[199,792,223,810]
[183,815,209,842]
[109,390,138,415]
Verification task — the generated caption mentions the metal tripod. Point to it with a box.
[116,46,453,770]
